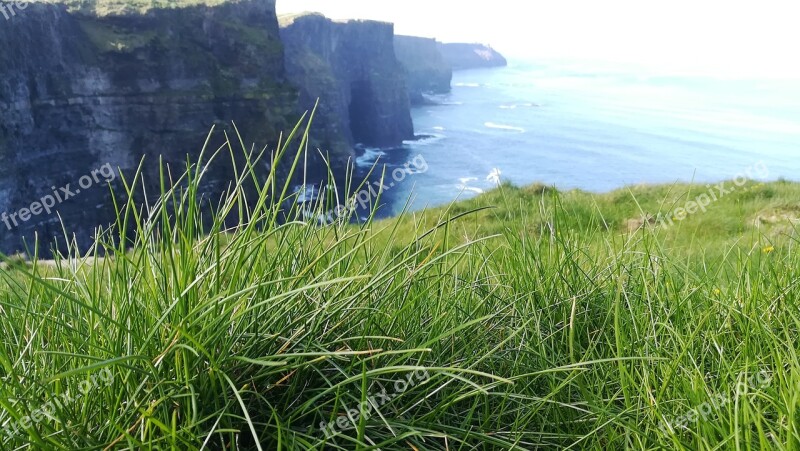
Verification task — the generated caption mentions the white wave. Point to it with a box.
[454,82,481,88]
[484,122,525,133]
[499,102,539,110]
[421,93,448,103]
[456,174,485,195]
[404,133,445,147]
[457,185,484,195]
[356,147,386,168]
[294,184,318,203]
[432,126,445,131]
[420,93,463,106]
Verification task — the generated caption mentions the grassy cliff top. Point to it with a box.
[278,11,393,28]
[277,11,325,27]
[392,178,799,256]
[28,0,243,15]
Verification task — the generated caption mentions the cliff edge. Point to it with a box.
[280,13,414,150]
[394,35,452,105]
[438,43,508,70]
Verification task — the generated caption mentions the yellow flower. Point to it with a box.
[763,245,775,254]
[713,288,721,295]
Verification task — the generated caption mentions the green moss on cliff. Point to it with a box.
[78,19,157,53]
[220,20,283,56]
[292,51,337,87]
[34,0,234,15]
[277,11,324,28]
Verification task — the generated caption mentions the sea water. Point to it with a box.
[356,58,800,217]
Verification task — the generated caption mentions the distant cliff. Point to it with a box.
[438,43,508,70]
[394,36,452,105]
[280,13,414,150]
[0,0,300,255]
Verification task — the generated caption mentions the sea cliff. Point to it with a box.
[394,35,452,105]
[0,0,299,255]
[280,13,414,151]
[439,43,508,70]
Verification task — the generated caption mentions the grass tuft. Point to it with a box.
[1,118,799,449]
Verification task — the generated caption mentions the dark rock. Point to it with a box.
[279,13,414,150]
[394,35,452,105]
[0,0,303,256]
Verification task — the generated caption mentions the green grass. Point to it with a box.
[1,117,799,449]
[33,0,235,16]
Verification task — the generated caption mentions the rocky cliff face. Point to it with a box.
[439,43,508,70]
[0,0,299,255]
[394,35,452,105]
[0,2,435,256]
[279,13,414,151]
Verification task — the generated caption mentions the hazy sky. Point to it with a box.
[276,0,800,78]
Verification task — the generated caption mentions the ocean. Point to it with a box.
[354,58,800,218]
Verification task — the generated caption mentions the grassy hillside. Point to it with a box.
[1,120,798,449]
